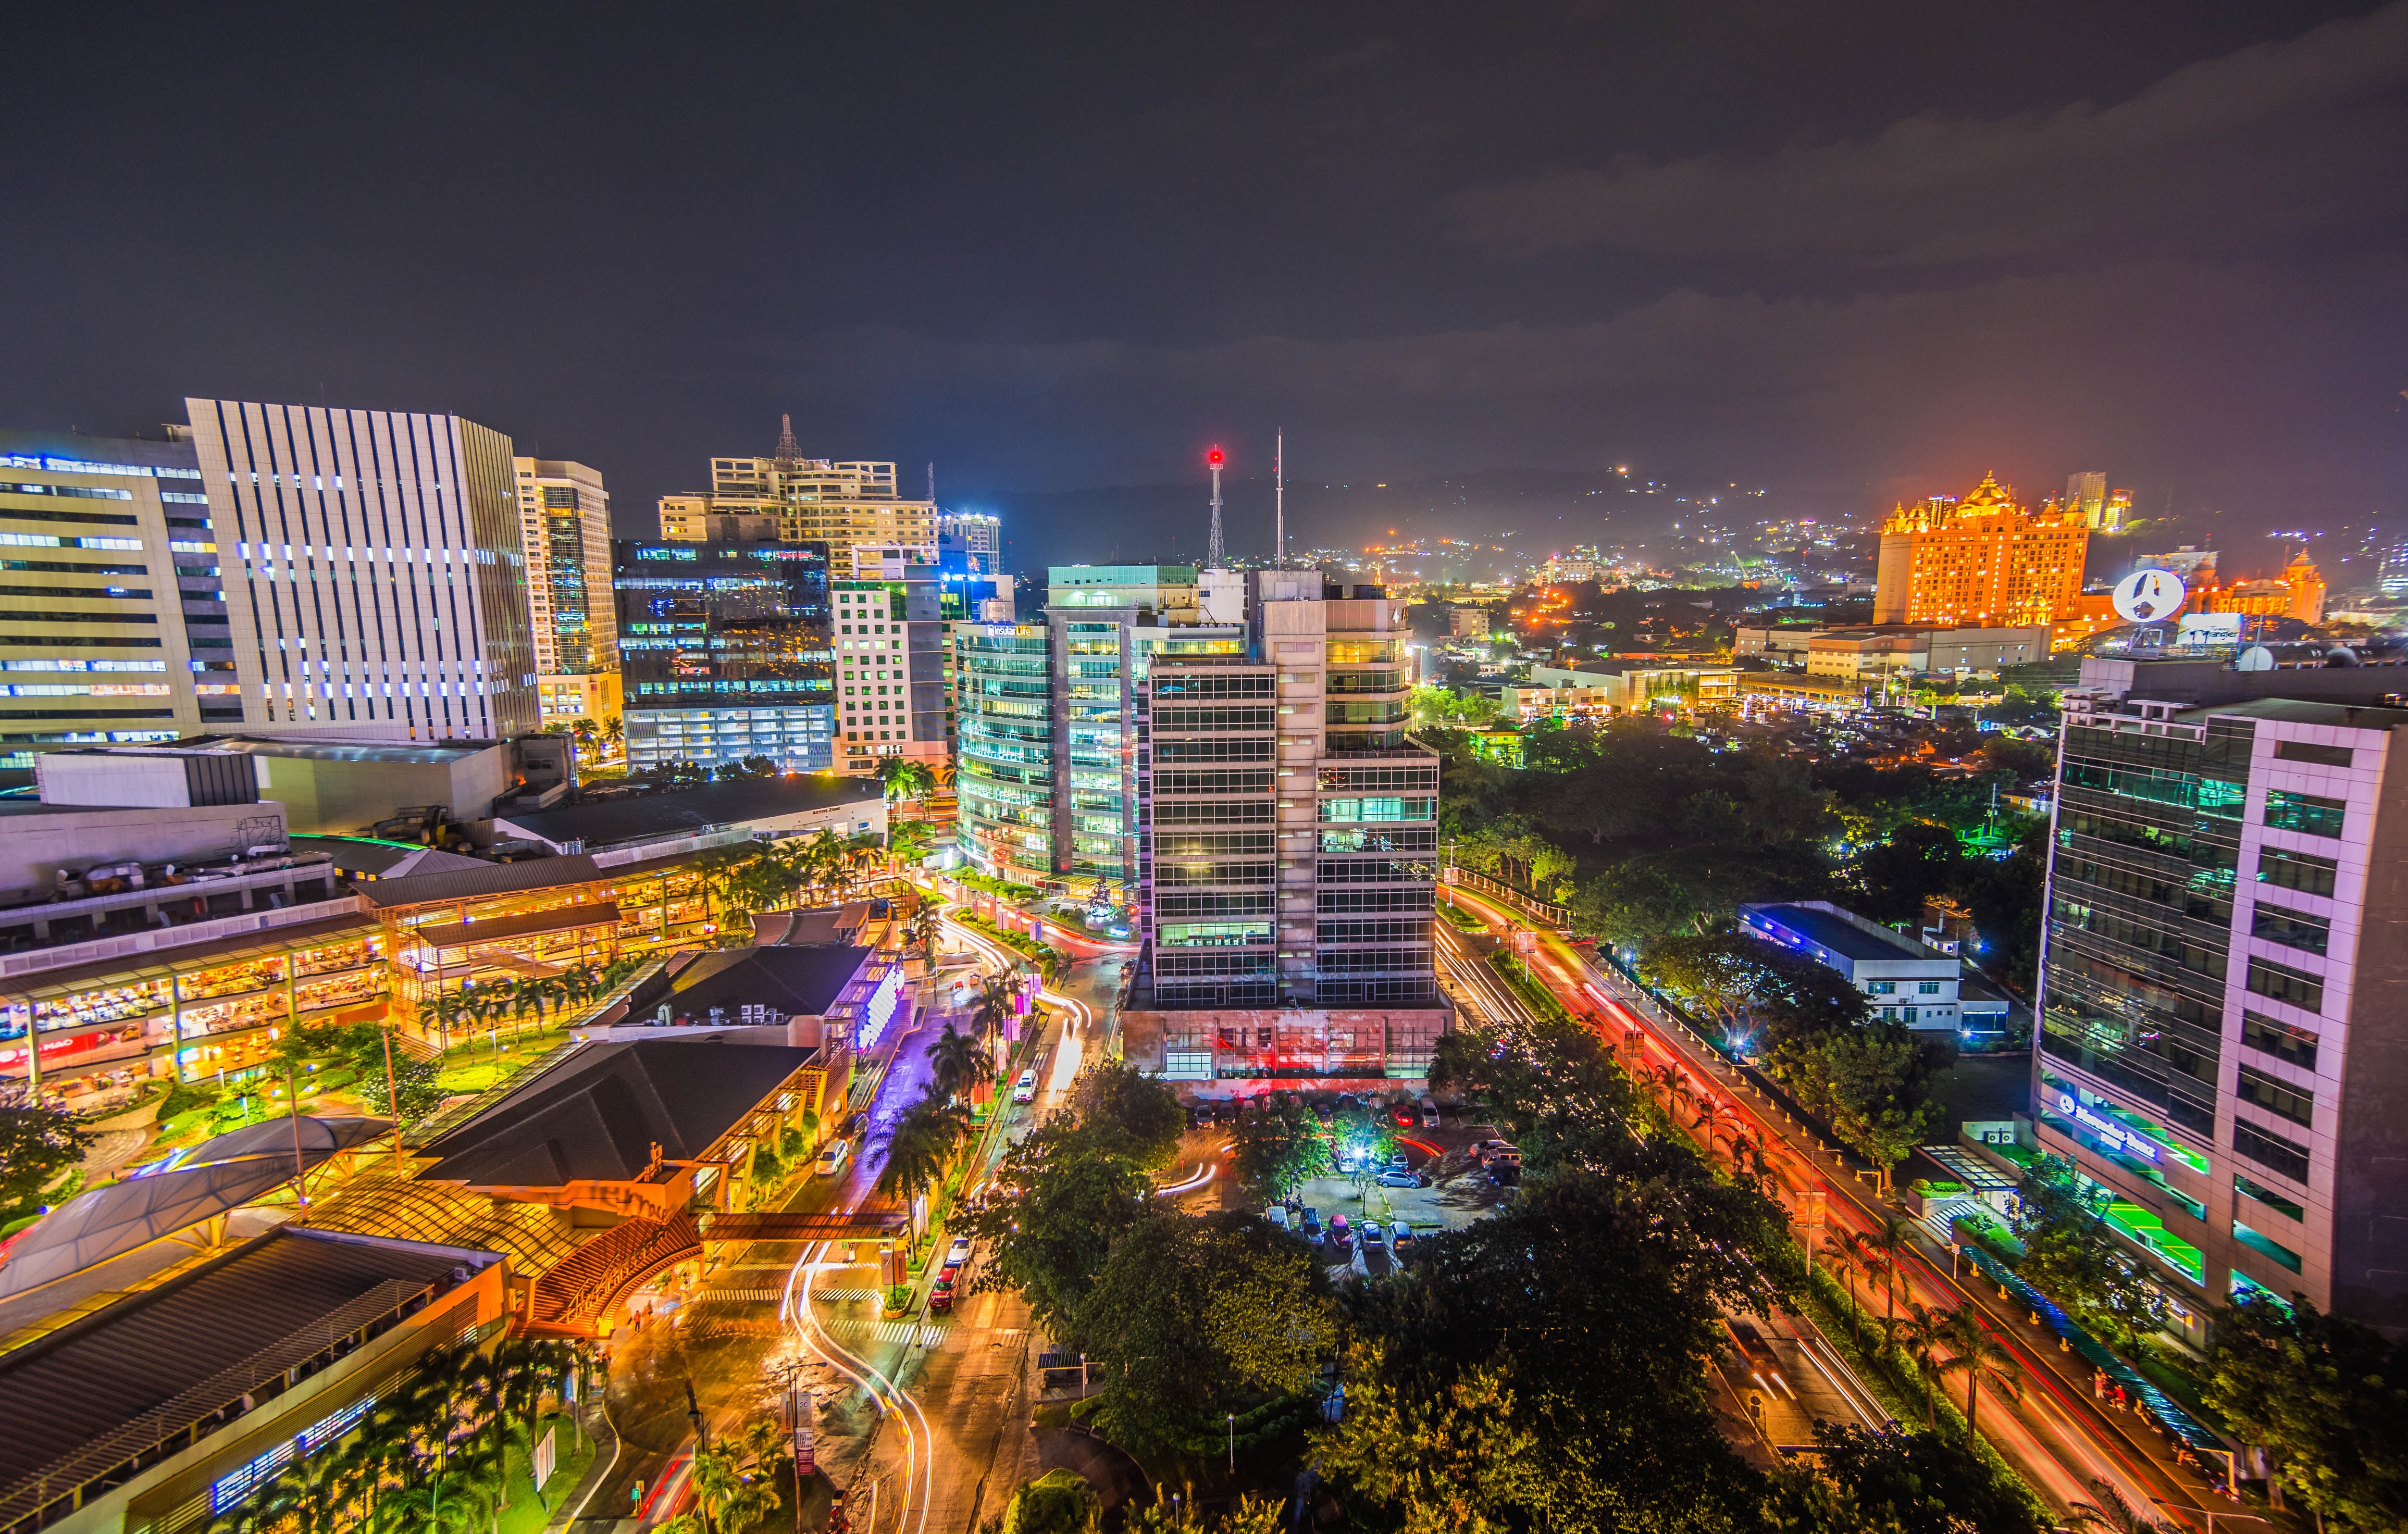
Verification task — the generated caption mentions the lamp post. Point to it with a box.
[1228,1412,1236,1474]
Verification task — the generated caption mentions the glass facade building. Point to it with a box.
[952,622,1054,886]
[613,540,833,770]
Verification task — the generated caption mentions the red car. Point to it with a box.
[930,1276,955,1313]
[1389,1103,1416,1127]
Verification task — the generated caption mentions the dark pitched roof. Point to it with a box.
[356,853,604,909]
[414,1038,813,1187]
[0,1228,470,1494]
[497,775,885,850]
[642,944,874,1019]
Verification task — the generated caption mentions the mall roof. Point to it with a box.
[497,775,885,852]
[2179,697,2408,730]
[635,944,875,1020]
[415,1038,815,1188]
[0,1228,481,1503]
[0,1117,393,1302]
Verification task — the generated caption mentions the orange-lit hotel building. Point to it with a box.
[1873,473,2090,629]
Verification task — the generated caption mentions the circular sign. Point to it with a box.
[2112,569,2187,623]
[2057,1091,2076,1116]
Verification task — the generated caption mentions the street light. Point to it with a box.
[1228,1412,1237,1473]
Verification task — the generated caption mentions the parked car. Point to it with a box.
[1266,1206,1290,1232]
[1328,1213,1354,1251]
[1375,1169,1425,1189]
[1419,1095,1442,1128]
[1390,1101,1417,1127]
[947,1234,973,1269]
[1013,1069,1037,1104]
[1301,1206,1323,1239]
[814,1140,850,1177]
[1361,1219,1386,1250]
[930,1276,955,1313]
[1390,1221,1416,1256]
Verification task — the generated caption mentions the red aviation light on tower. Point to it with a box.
[1207,447,1225,468]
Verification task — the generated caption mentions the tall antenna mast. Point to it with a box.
[927,462,936,503]
[1206,446,1226,569]
[1274,431,1284,570]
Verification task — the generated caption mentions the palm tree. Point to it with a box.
[925,1025,994,1104]
[969,972,1018,1042]
[1868,1213,1915,1348]
[210,1436,370,1534]
[2064,1476,2172,1532]
[1931,1304,2022,1437]
[1892,1300,1945,1428]
[877,1093,973,1240]
[1820,1229,1868,1344]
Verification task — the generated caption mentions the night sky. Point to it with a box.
[6,3,2403,570]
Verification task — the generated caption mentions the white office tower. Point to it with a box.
[1199,568,1246,623]
[183,399,537,740]
[1125,569,1446,1085]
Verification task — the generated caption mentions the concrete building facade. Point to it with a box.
[2036,657,2408,1336]
[0,430,252,758]
[511,457,617,679]
[182,398,537,740]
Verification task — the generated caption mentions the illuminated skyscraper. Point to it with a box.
[1872,473,2088,628]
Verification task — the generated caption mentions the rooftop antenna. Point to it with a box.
[927,462,936,504]
[1206,446,1226,569]
[1275,431,1284,570]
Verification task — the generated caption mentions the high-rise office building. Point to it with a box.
[512,458,617,679]
[2035,656,2408,1338]
[1873,472,2088,628]
[613,540,834,771]
[953,620,1055,886]
[833,569,945,776]
[1125,571,1445,1082]
[182,398,537,740]
[657,422,937,555]
[0,430,250,758]
[940,512,1001,563]
[2066,471,2108,528]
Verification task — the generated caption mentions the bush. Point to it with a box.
[1003,1470,1098,1534]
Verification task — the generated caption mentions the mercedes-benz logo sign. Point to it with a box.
[2112,568,2187,624]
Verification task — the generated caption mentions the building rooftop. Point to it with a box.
[44,734,498,767]
[498,776,885,852]
[1743,902,1927,964]
[0,1227,480,1501]
[415,1038,815,1188]
[2178,697,2408,731]
[632,944,875,1022]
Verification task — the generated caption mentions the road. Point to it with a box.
[1443,884,2240,1530]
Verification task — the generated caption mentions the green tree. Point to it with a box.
[1068,1059,1186,1168]
[2202,1294,2408,1532]
[1002,1469,1099,1534]
[961,1124,1156,1339]
[1228,1098,1330,1202]
[876,1092,971,1237]
[2009,1155,2166,1351]
[1313,1342,1545,1534]
[0,1092,93,1220]
[1078,1209,1334,1456]
[1759,1423,2040,1534]
[1853,819,1964,925]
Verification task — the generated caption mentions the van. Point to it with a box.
[814,1140,850,1177]
[1418,1095,1441,1129]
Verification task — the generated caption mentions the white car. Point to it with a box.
[1012,1069,1037,1104]
[814,1140,849,1177]
[946,1234,973,1269]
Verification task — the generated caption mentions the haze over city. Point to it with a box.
[6,3,2404,567]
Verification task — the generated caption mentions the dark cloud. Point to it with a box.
[1446,4,2408,265]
